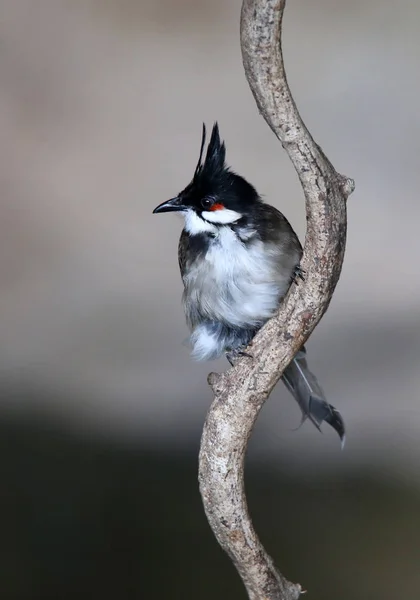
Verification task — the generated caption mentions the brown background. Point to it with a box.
[1,1,419,598]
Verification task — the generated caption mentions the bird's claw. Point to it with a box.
[291,265,305,284]
[226,347,253,367]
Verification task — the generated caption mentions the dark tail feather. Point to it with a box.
[282,347,346,448]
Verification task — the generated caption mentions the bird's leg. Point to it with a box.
[291,265,305,285]
[226,345,253,367]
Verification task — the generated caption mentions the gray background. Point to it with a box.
[1,1,419,598]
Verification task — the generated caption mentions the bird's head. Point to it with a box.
[153,123,260,232]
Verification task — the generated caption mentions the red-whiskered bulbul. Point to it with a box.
[153,123,345,445]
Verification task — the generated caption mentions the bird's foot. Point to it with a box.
[226,345,253,367]
[291,265,305,285]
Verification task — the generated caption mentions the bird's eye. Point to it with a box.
[201,197,213,209]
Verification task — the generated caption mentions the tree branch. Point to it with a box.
[198,0,355,598]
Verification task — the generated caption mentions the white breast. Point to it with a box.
[183,226,291,329]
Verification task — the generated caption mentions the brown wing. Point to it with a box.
[255,203,303,256]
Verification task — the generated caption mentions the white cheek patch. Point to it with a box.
[202,208,242,225]
[183,209,217,235]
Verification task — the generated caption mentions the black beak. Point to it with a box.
[153,197,187,214]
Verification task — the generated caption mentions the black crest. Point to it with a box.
[194,122,226,183]
[179,122,260,211]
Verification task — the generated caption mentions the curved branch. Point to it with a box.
[198,1,355,599]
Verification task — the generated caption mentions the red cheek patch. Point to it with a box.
[210,203,225,211]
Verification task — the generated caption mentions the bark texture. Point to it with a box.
[198,1,355,598]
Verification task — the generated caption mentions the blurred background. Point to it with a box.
[1,0,419,598]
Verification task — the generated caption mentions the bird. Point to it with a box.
[153,123,345,445]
